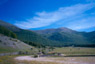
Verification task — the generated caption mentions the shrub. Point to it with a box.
[34,54,38,58]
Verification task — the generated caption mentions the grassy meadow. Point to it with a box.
[0,47,95,64]
[0,46,18,53]
[53,47,95,55]
[0,55,95,64]
[0,56,58,64]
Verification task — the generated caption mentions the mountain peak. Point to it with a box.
[34,27,76,34]
[0,20,21,32]
[57,27,67,29]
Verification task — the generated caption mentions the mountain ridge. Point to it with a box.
[0,20,60,46]
[0,20,95,47]
[34,26,95,47]
[33,27,77,34]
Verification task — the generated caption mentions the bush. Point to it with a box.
[34,54,38,58]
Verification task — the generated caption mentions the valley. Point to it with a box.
[0,55,95,64]
[0,0,95,64]
[0,20,95,64]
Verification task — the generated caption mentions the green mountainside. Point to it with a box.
[0,20,58,47]
[0,26,17,38]
[34,28,95,47]
[0,25,32,53]
[0,20,95,47]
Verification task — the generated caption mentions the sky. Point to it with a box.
[0,0,95,32]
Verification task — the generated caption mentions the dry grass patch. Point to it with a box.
[16,60,59,64]
[0,56,16,64]
[53,47,95,55]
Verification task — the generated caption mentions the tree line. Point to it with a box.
[0,26,17,38]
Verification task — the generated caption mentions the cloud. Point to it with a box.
[86,0,95,3]
[15,3,95,29]
[66,17,95,30]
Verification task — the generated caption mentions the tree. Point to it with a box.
[0,26,17,38]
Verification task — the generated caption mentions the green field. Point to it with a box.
[0,46,18,53]
[0,45,33,53]
[53,47,95,55]
[1,55,95,64]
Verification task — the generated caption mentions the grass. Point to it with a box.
[0,45,34,54]
[0,56,16,64]
[0,56,59,64]
[0,55,95,64]
[0,47,95,64]
[16,60,59,64]
[0,46,18,53]
[53,47,95,55]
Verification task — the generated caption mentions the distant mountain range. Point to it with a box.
[34,26,95,47]
[34,27,76,34]
[0,20,95,47]
[0,20,58,46]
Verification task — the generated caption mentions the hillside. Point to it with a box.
[0,20,95,47]
[34,27,95,47]
[0,26,17,38]
[0,25,33,53]
[0,34,32,53]
[82,31,95,43]
[34,27,76,34]
[0,20,21,32]
[0,20,58,46]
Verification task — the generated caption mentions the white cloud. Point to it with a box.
[15,3,95,29]
[67,17,95,30]
[86,0,95,3]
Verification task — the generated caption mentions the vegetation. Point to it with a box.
[0,20,95,47]
[0,56,16,64]
[16,60,59,64]
[0,56,58,64]
[34,28,95,47]
[15,30,59,47]
[0,46,18,53]
[53,47,95,55]
[0,55,95,64]
[34,54,38,58]
[0,33,33,53]
[24,41,45,48]
[0,20,56,46]
[0,26,17,38]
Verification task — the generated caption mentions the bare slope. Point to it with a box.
[0,34,32,53]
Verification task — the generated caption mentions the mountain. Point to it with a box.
[0,20,21,32]
[0,34,32,53]
[83,31,95,43]
[34,27,95,47]
[0,25,17,38]
[34,27,76,34]
[0,20,58,46]
[0,20,95,47]
[0,25,32,53]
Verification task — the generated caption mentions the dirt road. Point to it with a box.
[15,56,95,64]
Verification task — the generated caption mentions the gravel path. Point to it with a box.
[15,56,95,64]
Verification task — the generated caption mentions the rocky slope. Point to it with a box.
[0,34,32,53]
